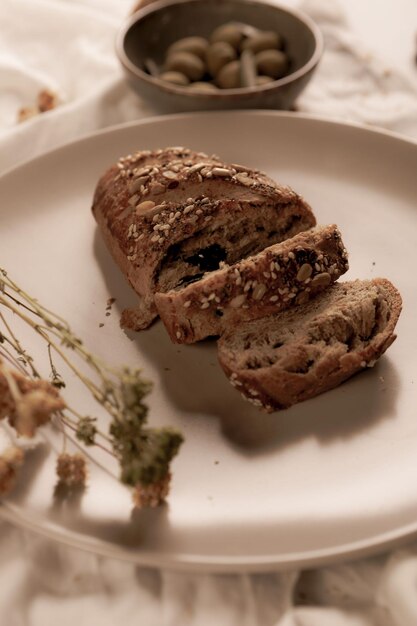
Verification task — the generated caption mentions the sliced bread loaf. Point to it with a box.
[155,224,349,343]
[92,147,316,330]
[218,279,402,412]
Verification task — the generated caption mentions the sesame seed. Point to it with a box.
[271,272,277,279]
[270,261,275,272]
[288,252,295,260]
[200,197,210,205]
[187,162,207,173]
[269,295,279,302]
[162,170,177,180]
[158,236,165,243]
[176,331,182,339]
[215,297,221,303]
[211,167,232,177]
[184,205,194,214]
[274,262,281,271]
[137,233,144,240]
[201,302,210,309]
[129,178,144,193]
[234,173,255,186]
[208,293,217,301]
[253,283,267,300]
[184,300,191,308]
[235,276,242,285]
[151,234,159,242]
[136,200,156,212]
[174,211,181,219]
[243,282,252,293]
[263,272,270,279]
[230,294,246,308]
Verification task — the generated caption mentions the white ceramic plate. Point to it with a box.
[0,112,416,572]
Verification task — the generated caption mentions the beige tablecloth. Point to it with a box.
[1,0,417,623]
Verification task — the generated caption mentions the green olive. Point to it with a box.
[216,60,241,89]
[241,31,283,54]
[210,22,245,50]
[187,82,219,93]
[165,51,205,81]
[255,49,288,79]
[255,75,274,86]
[167,36,209,60]
[159,71,190,86]
[206,41,237,77]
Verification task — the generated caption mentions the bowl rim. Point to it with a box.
[116,0,324,99]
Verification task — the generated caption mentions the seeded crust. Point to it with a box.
[92,147,316,330]
[155,225,349,343]
[218,279,402,412]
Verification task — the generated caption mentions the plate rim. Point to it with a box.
[1,109,416,181]
[2,500,417,572]
[1,109,417,572]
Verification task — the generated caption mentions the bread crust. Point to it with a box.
[92,147,316,330]
[155,224,349,343]
[218,279,402,412]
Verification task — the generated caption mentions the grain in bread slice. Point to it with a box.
[218,278,402,412]
[155,224,349,343]
[92,147,316,330]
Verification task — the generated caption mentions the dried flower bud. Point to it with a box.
[0,447,24,496]
[132,472,171,508]
[0,366,65,437]
[56,453,87,487]
[76,416,97,446]
[12,389,62,437]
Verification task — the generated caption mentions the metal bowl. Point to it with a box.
[116,0,323,113]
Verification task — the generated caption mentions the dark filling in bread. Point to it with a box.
[155,206,305,293]
[236,288,390,373]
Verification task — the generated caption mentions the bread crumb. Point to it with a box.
[17,89,59,124]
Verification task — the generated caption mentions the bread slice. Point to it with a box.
[92,147,316,330]
[218,279,402,412]
[155,224,349,343]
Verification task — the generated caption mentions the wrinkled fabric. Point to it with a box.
[0,0,417,624]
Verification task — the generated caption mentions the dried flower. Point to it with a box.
[76,416,97,446]
[0,447,24,495]
[0,269,184,507]
[132,472,171,508]
[0,364,65,437]
[56,453,87,487]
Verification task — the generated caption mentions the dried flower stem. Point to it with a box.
[0,268,183,507]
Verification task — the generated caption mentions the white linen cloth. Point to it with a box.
[0,0,417,623]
